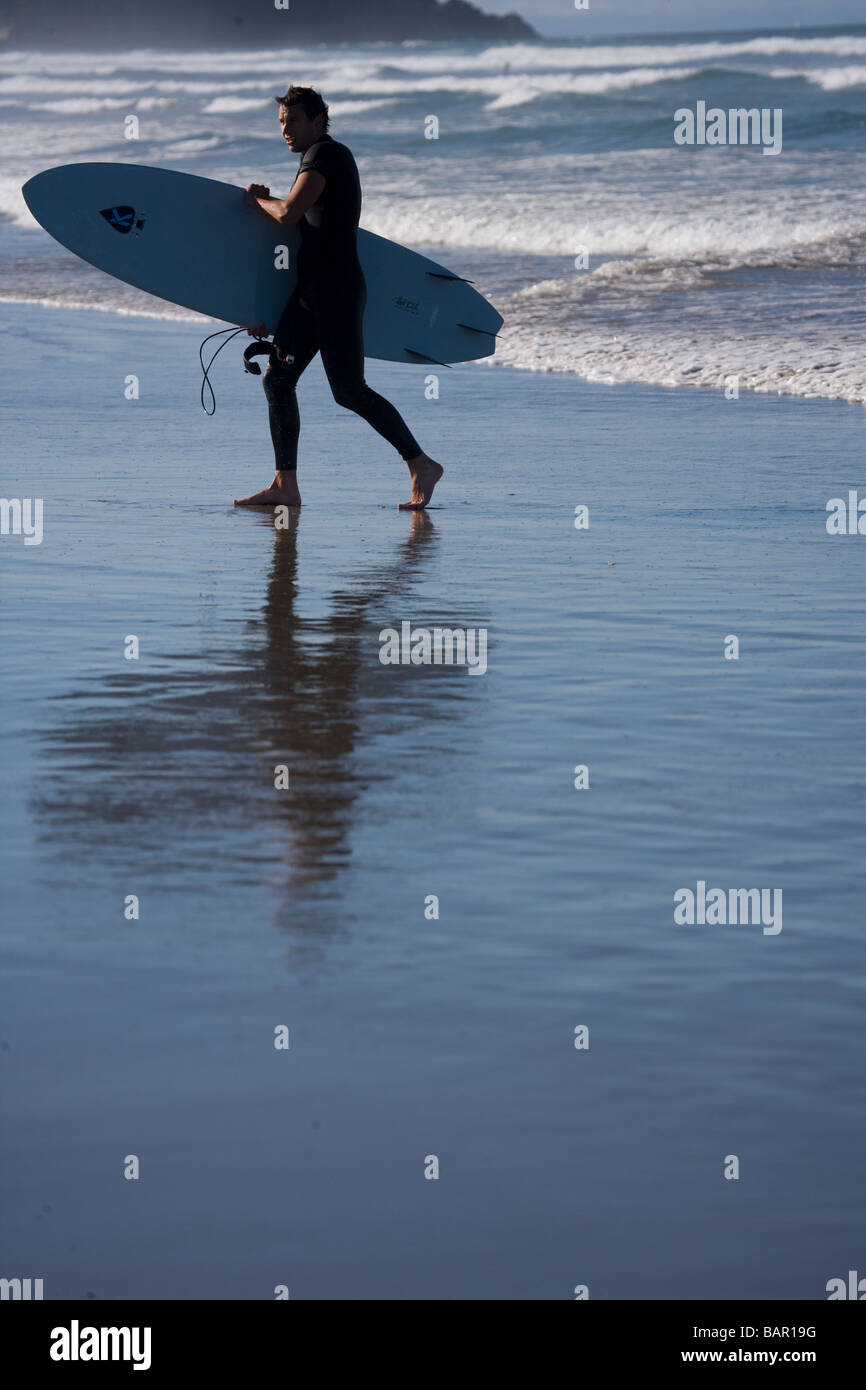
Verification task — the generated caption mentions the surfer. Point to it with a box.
[235,86,443,510]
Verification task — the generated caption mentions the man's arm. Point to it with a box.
[246,170,326,226]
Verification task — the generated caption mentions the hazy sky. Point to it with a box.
[475,0,866,38]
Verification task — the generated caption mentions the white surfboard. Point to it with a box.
[21,162,503,365]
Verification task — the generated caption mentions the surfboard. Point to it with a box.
[21,162,502,365]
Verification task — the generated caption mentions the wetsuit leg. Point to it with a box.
[313,274,423,461]
[264,287,320,472]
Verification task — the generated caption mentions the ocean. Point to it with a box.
[1,25,865,402]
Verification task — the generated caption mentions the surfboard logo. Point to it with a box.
[392,294,420,316]
[99,206,145,234]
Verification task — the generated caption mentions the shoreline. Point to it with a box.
[1,297,863,412]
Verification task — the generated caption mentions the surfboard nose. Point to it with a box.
[21,169,51,221]
[22,164,72,208]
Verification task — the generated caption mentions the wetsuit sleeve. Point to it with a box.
[298,141,338,181]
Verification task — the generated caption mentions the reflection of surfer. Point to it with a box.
[237,85,444,512]
[260,509,440,894]
[34,510,447,914]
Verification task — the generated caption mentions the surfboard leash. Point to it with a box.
[198,325,246,415]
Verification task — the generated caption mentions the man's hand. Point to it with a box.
[242,322,268,337]
[246,183,270,206]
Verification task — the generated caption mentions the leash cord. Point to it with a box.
[199,325,246,415]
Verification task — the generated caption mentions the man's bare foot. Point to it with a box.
[234,471,301,508]
[399,453,444,510]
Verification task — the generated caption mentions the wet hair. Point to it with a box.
[274,85,330,132]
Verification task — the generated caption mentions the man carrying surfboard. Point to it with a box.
[235,86,443,511]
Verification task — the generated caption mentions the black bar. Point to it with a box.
[3,1299,861,1374]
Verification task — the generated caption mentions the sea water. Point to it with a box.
[1,25,865,401]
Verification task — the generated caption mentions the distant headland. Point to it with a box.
[0,0,538,49]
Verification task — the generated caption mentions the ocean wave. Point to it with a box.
[131,97,177,110]
[0,47,312,76]
[3,35,866,104]
[0,291,209,323]
[486,315,866,405]
[487,266,866,404]
[202,96,270,114]
[386,35,866,73]
[326,98,400,117]
[0,50,862,133]
[159,135,227,154]
[361,179,866,261]
[769,64,866,89]
[3,35,866,82]
[200,94,398,116]
[25,97,132,114]
[484,67,700,108]
[0,74,278,95]
[0,67,702,104]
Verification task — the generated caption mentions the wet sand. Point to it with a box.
[1,301,865,1298]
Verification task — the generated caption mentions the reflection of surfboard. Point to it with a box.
[21,162,503,365]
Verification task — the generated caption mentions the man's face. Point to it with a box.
[279,103,323,154]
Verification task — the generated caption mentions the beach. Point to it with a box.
[2,299,865,1297]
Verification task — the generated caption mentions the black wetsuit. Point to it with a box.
[266,134,421,470]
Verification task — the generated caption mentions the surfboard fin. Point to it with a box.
[426,271,475,284]
[457,322,500,338]
[404,348,453,367]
